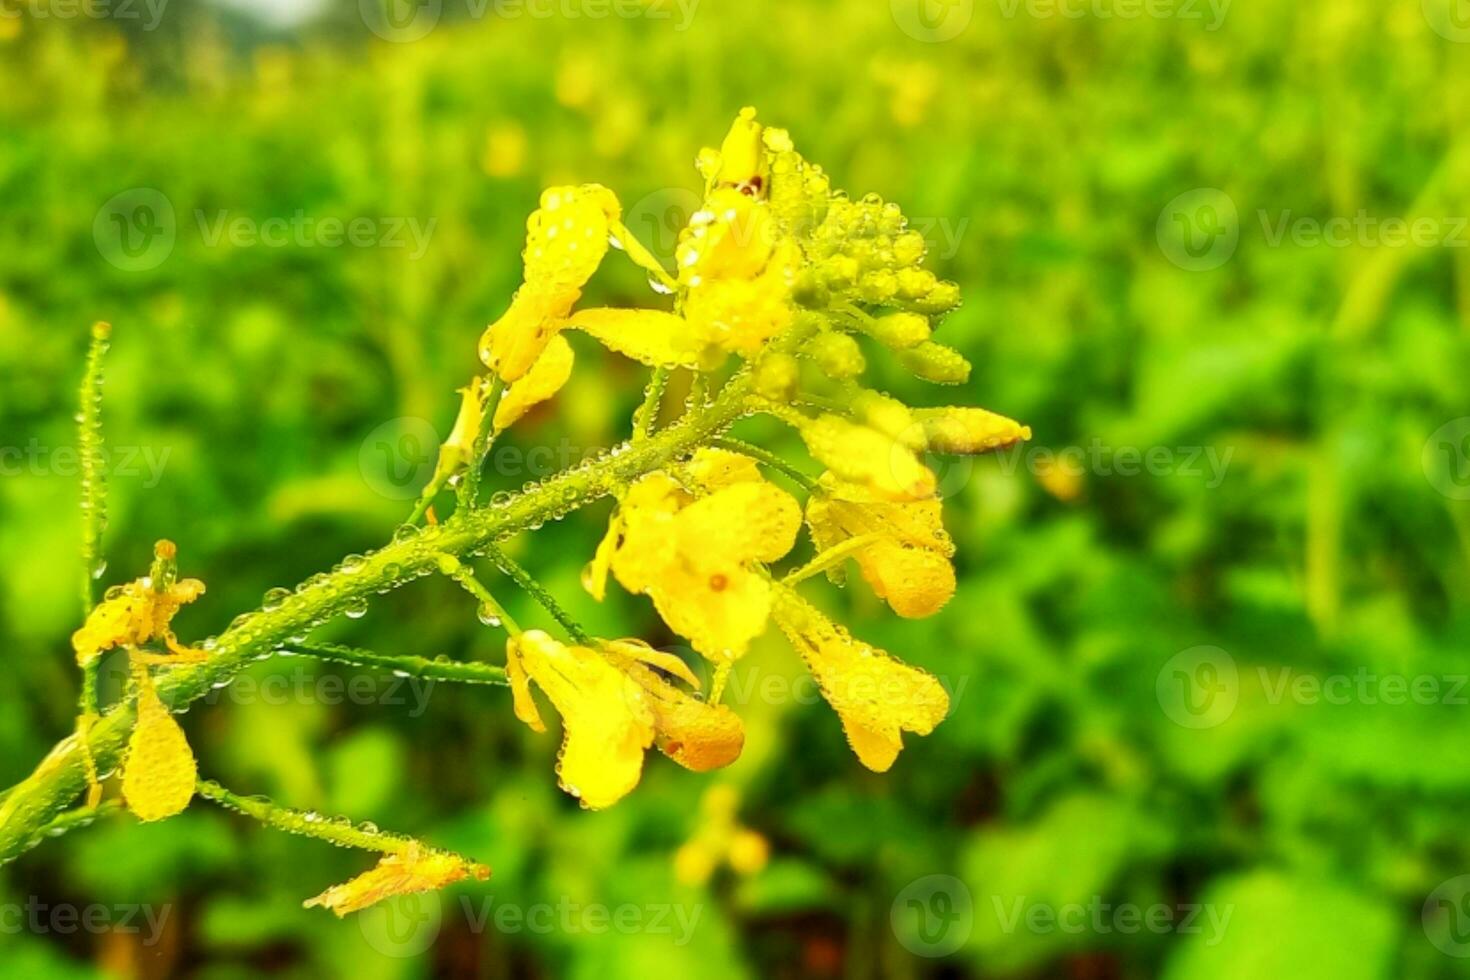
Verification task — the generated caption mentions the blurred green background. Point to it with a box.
[5,0,1470,976]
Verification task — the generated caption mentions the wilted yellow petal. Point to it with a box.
[304,844,489,917]
[494,335,574,431]
[773,588,949,772]
[566,308,700,369]
[73,573,207,667]
[505,630,654,809]
[122,669,197,822]
[602,641,744,773]
[914,407,1032,455]
[433,381,487,483]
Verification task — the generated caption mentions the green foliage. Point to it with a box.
[2,1,1470,977]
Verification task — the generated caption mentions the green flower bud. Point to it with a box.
[805,330,866,379]
[864,312,931,350]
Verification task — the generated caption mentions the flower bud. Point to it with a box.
[864,312,930,350]
[898,341,971,385]
[915,407,1032,454]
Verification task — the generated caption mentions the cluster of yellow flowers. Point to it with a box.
[460,109,1031,811]
[70,110,1029,916]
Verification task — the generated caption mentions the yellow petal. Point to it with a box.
[678,480,801,565]
[122,669,197,822]
[610,474,687,595]
[478,282,575,383]
[304,844,489,917]
[914,407,1032,454]
[494,334,575,431]
[806,478,956,618]
[72,582,152,666]
[797,414,935,501]
[686,447,763,490]
[506,630,654,809]
[581,510,623,601]
[773,588,949,772]
[566,308,700,369]
[648,566,772,663]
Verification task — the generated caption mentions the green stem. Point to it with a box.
[284,641,508,686]
[633,367,669,441]
[0,367,757,866]
[440,554,521,634]
[78,321,110,615]
[480,543,591,644]
[460,374,507,510]
[197,780,483,868]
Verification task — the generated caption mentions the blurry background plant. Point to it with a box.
[2,1,1470,978]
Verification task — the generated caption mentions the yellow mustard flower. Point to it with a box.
[772,587,950,772]
[121,666,197,822]
[674,784,770,887]
[72,541,205,666]
[478,184,620,382]
[806,475,956,618]
[506,630,743,808]
[304,844,490,916]
[493,334,575,431]
[506,629,655,809]
[607,467,801,661]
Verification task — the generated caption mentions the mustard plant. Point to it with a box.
[0,110,1030,915]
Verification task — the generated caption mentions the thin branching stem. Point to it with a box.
[283,641,508,686]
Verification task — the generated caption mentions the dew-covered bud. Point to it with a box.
[898,341,971,385]
[896,267,937,301]
[805,330,866,378]
[820,255,859,290]
[755,352,801,402]
[911,280,961,315]
[859,270,899,303]
[853,390,924,451]
[893,230,927,267]
[864,312,931,350]
[915,407,1032,454]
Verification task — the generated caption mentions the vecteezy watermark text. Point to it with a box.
[0,0,168,29]
[994,0,1229,30]
[0,440,170,489]
[0,898,170,945]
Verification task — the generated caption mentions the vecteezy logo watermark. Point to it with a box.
[360,0,442,41]
[987,896,1232,944]
[1424,0,1470,43]
[625,187,704,268]
[0,440,171,489]
[0,0,168,29]
[891,0,973,42]
[892,875,973,957]
[359,417,440,501]
[994,0,1229,28]
[359,892,443,957]
[1157,646,1238,729]
[1423,418,1470,500]
[0,898,171,945]
[360,0,698,42]
[992,440,1234,490]
[94,188,176,272]
[1158,188,1239,271]
[1425,875,1470,957]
